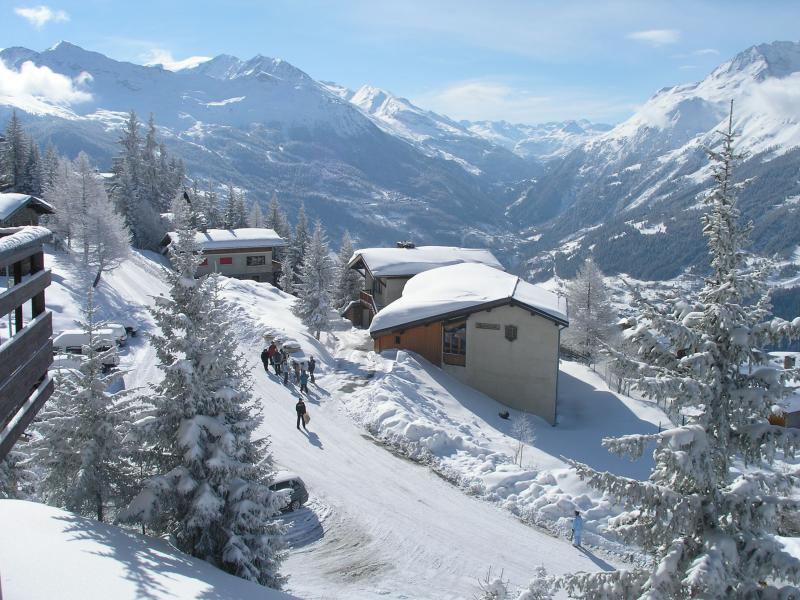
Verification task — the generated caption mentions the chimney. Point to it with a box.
[396,241,416,249]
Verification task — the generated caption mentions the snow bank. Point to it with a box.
[337,342,666,557]
[0,500,295,600]
[369,262,568,334]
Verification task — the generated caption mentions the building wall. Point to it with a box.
[1,207,42,227]
[440,304,561,424]
[196,248,274,281]
[375,322,443,366]
[381,277,410,307]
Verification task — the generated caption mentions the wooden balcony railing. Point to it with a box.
[0,226,54,461]
[360,289,378,314]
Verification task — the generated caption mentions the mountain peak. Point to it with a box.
[713,40,800,81]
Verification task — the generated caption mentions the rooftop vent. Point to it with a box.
[396,241,416,249]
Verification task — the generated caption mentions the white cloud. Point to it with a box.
[626,29,681,47]
[414,79,633,124]
[693,48,720,56]
[14,5,69,28]
[0,59,92,105]
[142,48,211,71]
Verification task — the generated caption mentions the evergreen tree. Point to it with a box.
[265,193,291,261]
[0,448,37,500]
[279,250,296,295]
[223,185,247,229]
[41,142,59,191]
[293,220,333,339]
[559,103,800,599]
[28,289,139,522]
[20,137,42,196]
[1,110,28,191]
[289,202,309,270]
[123,197,286,587]
[562,257,617,365]
[44,155,81,249]
[204,184,221,229]
[332,229,361,310]
[248,201,265,228]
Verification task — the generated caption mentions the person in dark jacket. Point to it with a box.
[260,348,270,372]
[273,348,282,376]
[308,356,316,383]
[299,369,309,394]
[295,397,308,431]
[283,358,289,385]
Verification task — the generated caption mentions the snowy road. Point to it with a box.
[252,364,617,599]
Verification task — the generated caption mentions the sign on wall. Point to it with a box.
[475,322,501,330]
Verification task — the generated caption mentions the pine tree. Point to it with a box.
[41,143,59,191]
[265,193,291,261]
[248,201,265,228]
[122,197,286,587]
[279,250,296,295]
[20,137,42,196]
[293,220,333,339]
[0,448,37,500]
[223,185,247,229]
[1,110,28,191]
[204,184,221,229]
[289,203,309,271]
[28,289,139,522]
[562,257,616,365]
[559,103,800,599]
[332,229,361,311]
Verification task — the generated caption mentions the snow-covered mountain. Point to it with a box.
[325,83,534,181]
[0,42,521,251]
[512,41,800,280]
[466,119,613,161]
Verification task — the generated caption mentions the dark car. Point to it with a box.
[269,471,309,512]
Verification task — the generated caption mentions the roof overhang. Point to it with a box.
[369,297,569,338]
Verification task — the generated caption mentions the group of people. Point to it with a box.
[261,342,317,394]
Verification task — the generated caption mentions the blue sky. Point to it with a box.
[3,0,799,124]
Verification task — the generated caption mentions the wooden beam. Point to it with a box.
[0,340,53,430]
[0,312,52,383]
[0,269,50,319]
[0,376,53,461]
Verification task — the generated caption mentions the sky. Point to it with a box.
[2,0,800,124]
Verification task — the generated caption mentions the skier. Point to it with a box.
[308,355,316,383]
[260,347,270,373]
[295,397,308,431]
[571,510,583,547]
[299,369,309,394]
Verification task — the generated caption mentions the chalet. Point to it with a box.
[160,228,286,283]
[345,243,504,327]
[0,193,55,227]
[369,263,568,425]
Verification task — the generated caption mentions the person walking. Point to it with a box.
[308,356,316,383]
[571,510,583,548]
[267,342,278,371]
[260,347,270,373]
[273,347,282,376]
[293,359,301,384]
[295,397,308,431]
[299,369,309,394]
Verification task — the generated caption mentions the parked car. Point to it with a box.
[105,323,128,346]
[269,472,309,512]
[51,330,120,370]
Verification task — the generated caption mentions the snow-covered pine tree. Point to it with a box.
[223,185,248,229]
[248,201,265,228]
[287,202,309,283]
[28,289,139,521]
[265,192,291,262]
[293,219,334,339]
[203,184,221,229]
[332,229,361,311]
[20,136,42,196]
[1,110,27,191]
[122,196,286,587]
[562,257,616,365]
[43,155,80,249]
[0,447,37,500]
[560,103,800,599]
[279,250,296,295]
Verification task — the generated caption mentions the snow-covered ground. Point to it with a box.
[3,248,677,599]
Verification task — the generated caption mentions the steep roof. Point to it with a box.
[369,263,568,335]
[349,245,503,278]
[163,228,286,250]
[0,193,55,221]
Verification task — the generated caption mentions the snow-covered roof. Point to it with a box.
[164,228,286,250]
[349,245,503,278]
[0,193,55,221]
[369,263,568,335]
[0,225,53,256]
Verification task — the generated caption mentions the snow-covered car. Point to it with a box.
[51,330,120,370]
[269,472,309,512]
[104,323,128,346]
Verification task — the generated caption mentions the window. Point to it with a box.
[395,335,401,344]
[247,255,266,266]
[218,257,233,265]
[443,319,467,366]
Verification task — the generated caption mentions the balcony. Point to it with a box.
[0,226,54,461]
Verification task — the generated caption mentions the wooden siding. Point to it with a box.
[376,322,443,366]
